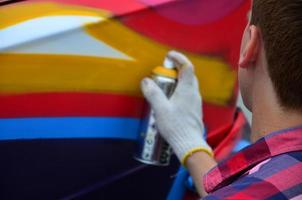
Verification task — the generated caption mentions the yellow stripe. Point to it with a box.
[0,53,145,95]
[0,52,234,105]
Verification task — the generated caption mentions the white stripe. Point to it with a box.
[0,16,103,50]
[3,28,133,60]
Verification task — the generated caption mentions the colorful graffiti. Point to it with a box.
[0,0,250,199]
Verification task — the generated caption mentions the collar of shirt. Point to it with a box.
[204,125,302,193]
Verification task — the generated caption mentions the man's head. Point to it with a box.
[238,0,302,112]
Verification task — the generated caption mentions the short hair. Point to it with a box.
[251,0,302,110]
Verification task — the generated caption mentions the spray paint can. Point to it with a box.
[134,58,177,166]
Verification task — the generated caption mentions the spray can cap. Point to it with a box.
[152,58,177,79]
[163,58,175,69]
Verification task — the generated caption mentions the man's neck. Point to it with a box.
[251,81,302,141]
[251,106,302,142]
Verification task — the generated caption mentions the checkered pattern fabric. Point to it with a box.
[203,126,302,199]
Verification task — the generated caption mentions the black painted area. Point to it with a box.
[0,139,179,200]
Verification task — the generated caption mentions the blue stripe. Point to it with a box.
[167,167,188,200]
[0,117,140,141]
[233,139,251,152]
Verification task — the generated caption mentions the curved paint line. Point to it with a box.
[0,117,140,141]
[61,165,147,200]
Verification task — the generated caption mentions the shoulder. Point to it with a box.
[203,152,302,200]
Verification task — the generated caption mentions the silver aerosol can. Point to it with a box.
[134,58,177,166]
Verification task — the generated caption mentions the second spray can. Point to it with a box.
[134,58,178,166]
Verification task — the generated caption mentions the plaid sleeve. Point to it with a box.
[202,152,302,200]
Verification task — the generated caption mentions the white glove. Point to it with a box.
[141,51,213,165]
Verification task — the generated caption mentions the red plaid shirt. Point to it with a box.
[203,126,302,199]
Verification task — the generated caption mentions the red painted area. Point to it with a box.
[203,103,235,135]
[0,93,233,130]
[121,0,251,68]
[0,93,145,118]
[211,111,246,160]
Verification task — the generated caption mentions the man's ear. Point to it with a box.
[239,25,260,68]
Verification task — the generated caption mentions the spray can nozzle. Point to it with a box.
[163,58,176,69]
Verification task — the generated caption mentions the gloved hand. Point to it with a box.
[141,51,213,165]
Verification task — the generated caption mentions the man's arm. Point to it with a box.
[186,151,217,197]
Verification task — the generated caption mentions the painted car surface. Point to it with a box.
[0,0,250,199]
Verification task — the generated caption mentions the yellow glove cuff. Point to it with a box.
[181,147,214,166]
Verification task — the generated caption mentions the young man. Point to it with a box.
[141,0,302,199]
